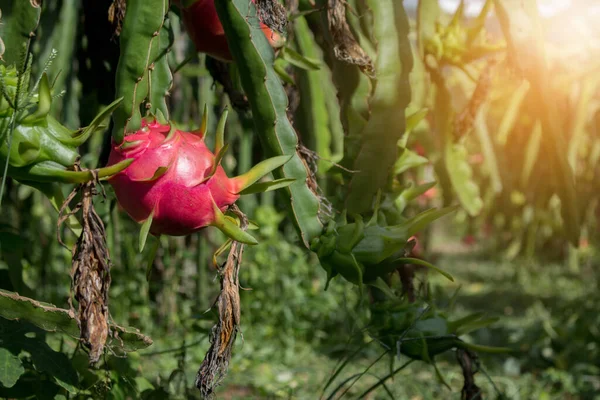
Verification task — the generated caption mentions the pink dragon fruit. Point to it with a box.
[106,112,291,246]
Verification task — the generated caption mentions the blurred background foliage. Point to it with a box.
[1,0,600,399]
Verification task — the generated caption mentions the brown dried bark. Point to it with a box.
[255,0,288,34]
[457,348,483,400]
[108,0,126,37]
[326,0,374,76]
[58,170,111,364]
[454,60,497,139]
[195,205,247,399]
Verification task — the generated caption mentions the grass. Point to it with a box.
[129,237,600,399]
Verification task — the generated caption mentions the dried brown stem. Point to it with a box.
[454,60,496,139]
[398,264,416,302]
[58,166,111,364]
[326,0,374,76]
[195,205,247,398]
[457,348,483,400]
[108,0,126,37]
[255,0,288,34]
[297,145,334,221]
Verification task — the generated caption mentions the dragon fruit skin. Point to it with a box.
[107,121,239,236]
[107,118,292,243]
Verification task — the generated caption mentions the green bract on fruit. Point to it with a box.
[106,112,293,244]
[175,0,285,61]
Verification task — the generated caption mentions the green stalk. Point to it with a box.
[294,16,332,173]
[215,0,323,247]
[345,0,413,214]
[112,0,170,143]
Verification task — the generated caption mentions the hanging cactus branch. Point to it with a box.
[215,0,324,247]
[345,0,413,214]
[112,0,170,143]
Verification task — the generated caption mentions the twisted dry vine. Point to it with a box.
[326,0,374,76]
[195,204,247,398]
[58,164,112,364]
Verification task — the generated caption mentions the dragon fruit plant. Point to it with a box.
[0,0,509,395]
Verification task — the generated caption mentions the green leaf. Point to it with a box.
[467,0,493,43]
[232,155,292,194]
[368,278,398,300]
[136,166,169,182]
[417,0,440,58]
[496,80,529,145]
[26,340,78,393]
[68,97,125,147]
[394,148,429,175]
[214,108,228,155]
[139,209,154,253]
[399,108,429,147]
[273,60,296,85]
[454,317,499,336]
[521,120,542,186]
[444,142,482,216]
[211,202,258,245]
[281,46,321,71]
[202,143,229,183]
[448,0,466,29]
[414,317,449,336]
[0,290,153,352]
[21,73,51,123]
[403,206,458,237]
[395,181,436,213]
[352,225,408,265]
[0,348,24,388]
[346,0,413,214]
[458,341,514,354]
[474,107,502,193]
[238,178,296,195]
[145,237,160,282]
[394,257,454,282]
